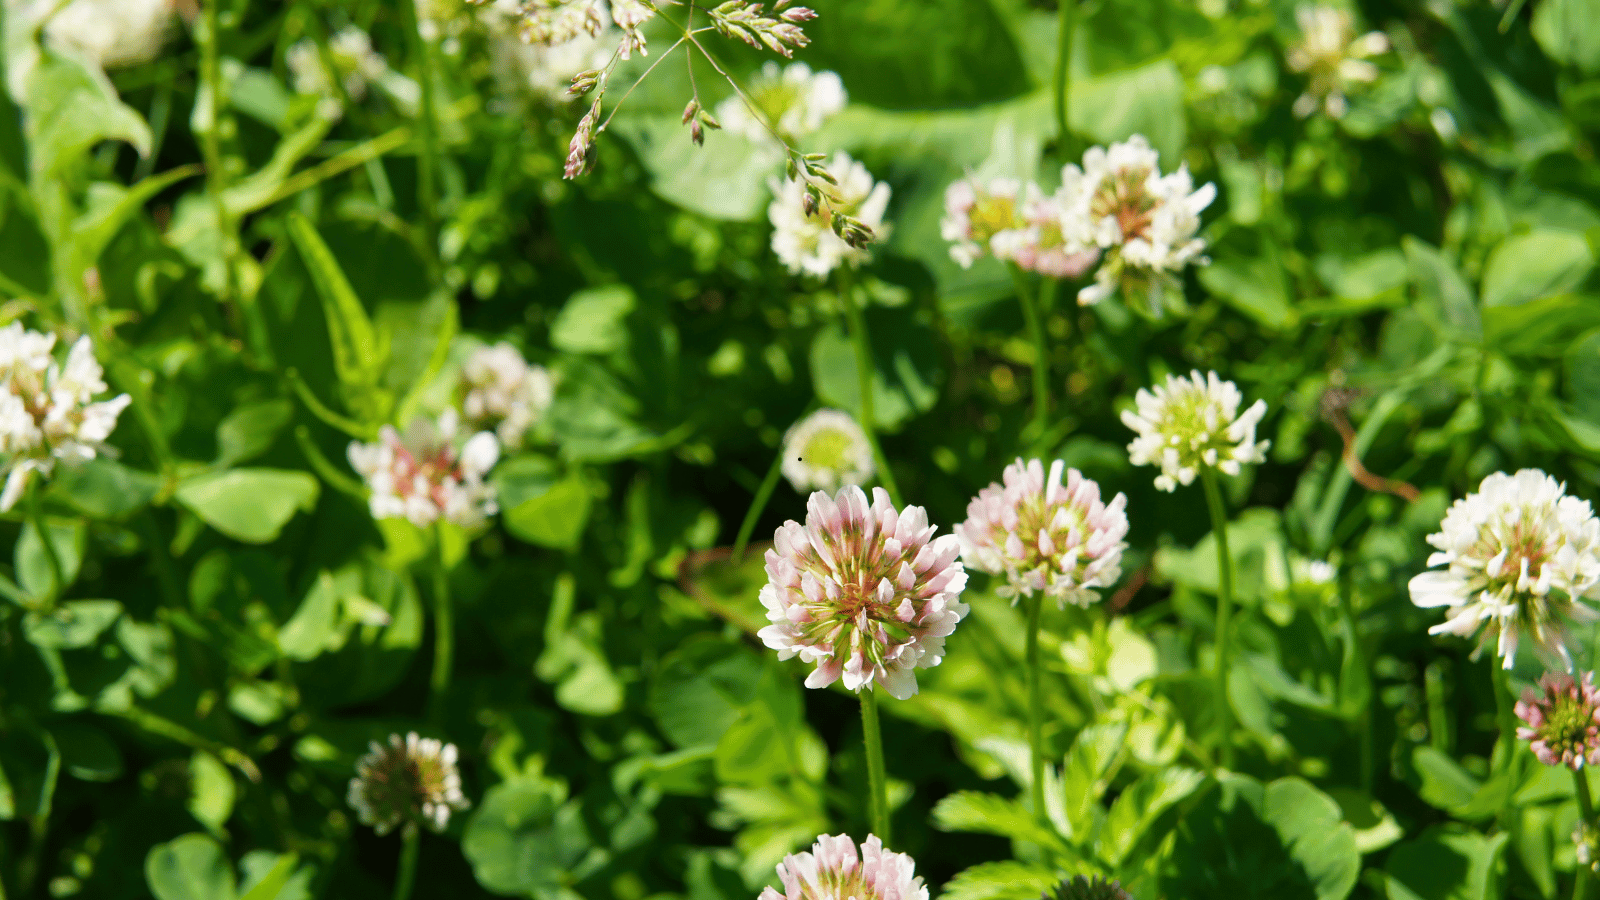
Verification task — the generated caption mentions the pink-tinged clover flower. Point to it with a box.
[957,459,1129,607]
[758,833,927,900]
[347,732,470,836]
[1409,469,1600,669]
[759,486,968,700]
[347,410,500,529]
[941,176,1024,269]
[1516,671,1600,770]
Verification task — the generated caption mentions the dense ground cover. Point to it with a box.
[0,0,1599,898]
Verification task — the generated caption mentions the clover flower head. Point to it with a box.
[0,324,131,512]
[768,151,890,277]
[991,183,1100,279]
[781,408,874,494]
[718,61,847,145]
[957,459,1129,608]
[1058,135,1215,311]
[38,0,173,71]
[347,409,500,528]
[758,833,927,900]
[759,486,968,699]
[1409,469,1600,669]
[346,732,470,836]
[1515,671,1600,770]
[486,0,614,101]
[287,26,389,104]
[1048,875,1133,900]
[1287,5,1389,119]
[462,342,553,449]
[489,0,652,59]
[1120,370,1268,492]
[941,176,1024,269]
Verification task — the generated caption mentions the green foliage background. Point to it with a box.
[0,0,1598,897]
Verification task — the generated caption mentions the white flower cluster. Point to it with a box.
[347,732,470,835]
[717,61,847,146]
[347,410,500,528]
[780,408,874,493]
[461,342,553,449]
[286,27,391,112]
[1410,469,1600,669]
[941,176,1096,279]
[35,0,174,72]
[1121,370,1268,492]
[768,151,890,277]
[1287,5,1389,119]
[0,324,131,512]
[490,0,653,60]
[1059,135,1216,308]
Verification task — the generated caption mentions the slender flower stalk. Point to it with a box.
[430,525,454,721]
[1576,781,1595,900]
[1200,466,1237,768]
[839,277,901,507]
[1008,263,1052,436]
[1053,0,1076,151]
[394,826,421,900]
[1024,591,1046,827]
[860,689,890,843]
[733,446,788,565]
[26,480,64,608]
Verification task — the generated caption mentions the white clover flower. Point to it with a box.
[780,408,874,494]
[1121,370,1268,492]
[0,324,131,512]
[347,410,500,529]
[1057,135,1215,310]
[941,176,1023,269]
[768,151,890,278]
[33,0,174,71]
[489,19,612,101]
[1287,5,1389,119]
[957,459,1129,607]
[1409,469,1600,670]
[759,486,968,699]
[716,61,847,146]
[286,27,390,104]
[760,834,927,900]
[461,342,553,449]
[991,183,1100,279]
[347,732,470,836]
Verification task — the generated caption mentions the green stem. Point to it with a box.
[1199,467,1236,769]
[860,689,890,845]
[1008,263,1051,437]
[393,825,420,900]
[732,445,787,565]
[401,0,441,259]
[429,528,453,722]
[1491,662,1519,820]
[839,281,902,508]
[1053,0,1077,152]
[1025,592,1048,832]
[1338,575,1374,791]
[26,480,64,608]
[1577,769,1595,900]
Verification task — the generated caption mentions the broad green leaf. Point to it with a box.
[1411,745,1483,814]
[1565,329,1600,422]
[1383,828,1509,900]
[1058,722,1129,839]
[612,117,778,222]
[188,751,236,836]
[145,833,237,900]
[238,852,309,900]
[648,638,764,750]
[23,50,152,178]
[1403,237,1480,338]
[215,399,294,468]
[1199,239,1295,329]
[1480,229,1594,307]
[175,469,319,544]
[551,285,636,355]
[809,310,942,432]
[16,516,86,600]
[1068,60,1187,162]
[940,861,1058,900]
[23,599,122,649]
[461,776,590,897]
[932,790,1067,852]
[503,475,591,550]
[53,459,161,519]
[1099,767,1207,866]
[1532,0,1600,74]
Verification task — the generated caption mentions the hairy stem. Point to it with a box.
[1200,466,1236,769]
[1577,769,1595,900]
[1008,263,1052,436]
[839,277,901,507]
[429,527,453,723]
[393,825,421,900]
[1025,592,1048,832]
[860,689,890,844]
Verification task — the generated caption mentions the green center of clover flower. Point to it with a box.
[1090,166,1157,240]
[801,866,875,900]
[1544,699,1596,755]
[968,194,1021,243]
[1470,514,1551,596]
[1009,495,1087,575]
[800,427,855,474]
[1159,392,1237,467]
